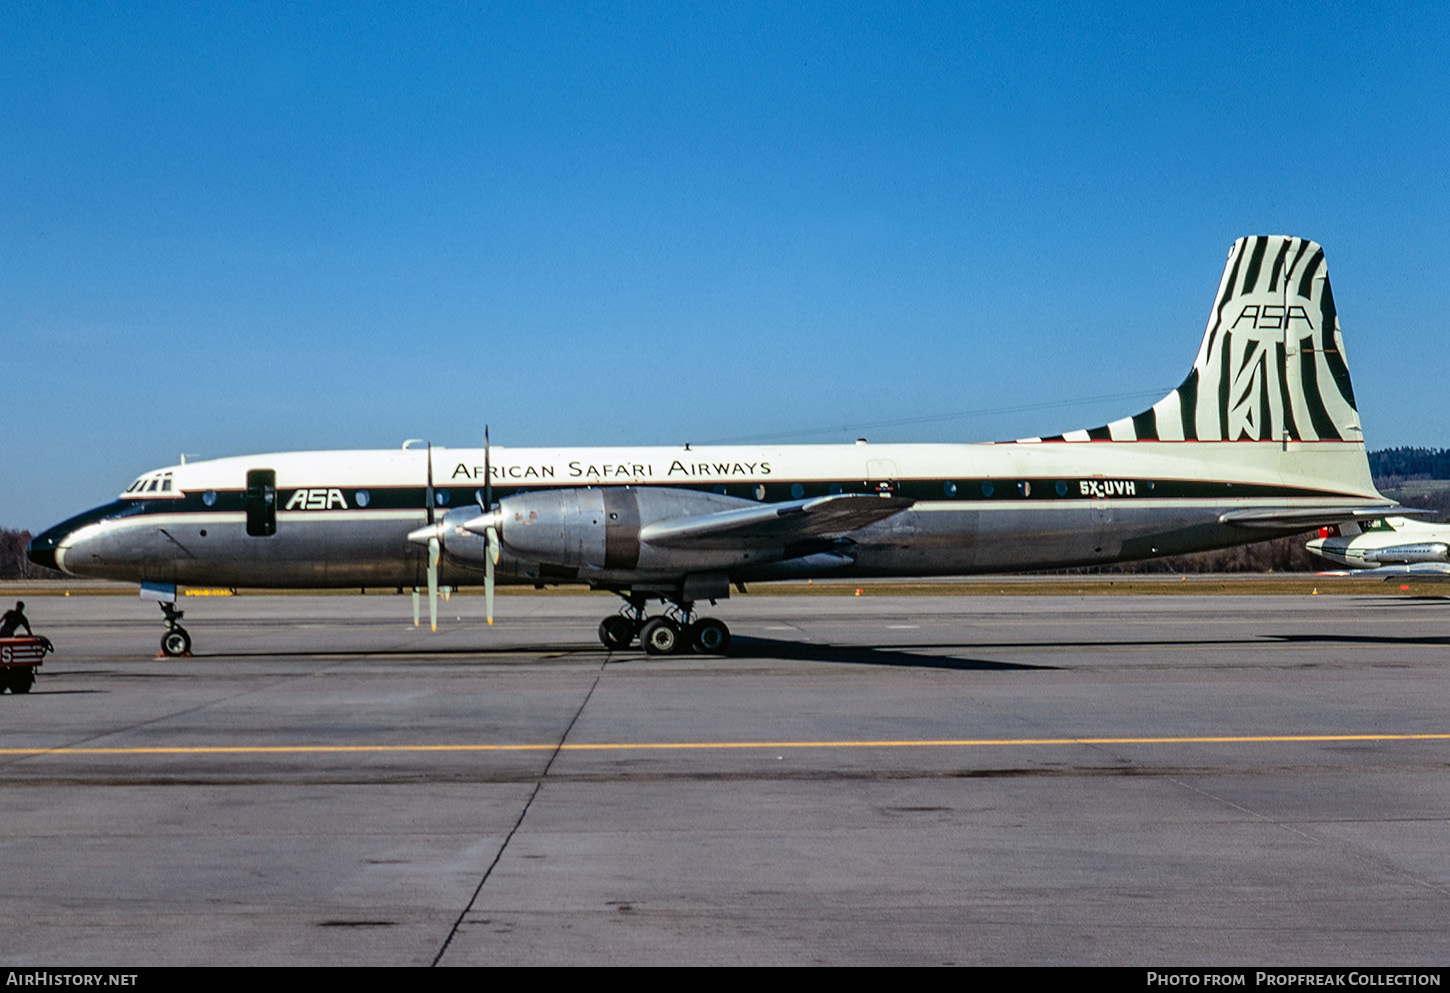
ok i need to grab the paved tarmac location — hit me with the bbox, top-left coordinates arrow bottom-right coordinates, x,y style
2,591 -> 1449,966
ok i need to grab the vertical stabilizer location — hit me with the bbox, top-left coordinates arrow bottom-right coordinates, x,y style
1058,236 -> 1361,444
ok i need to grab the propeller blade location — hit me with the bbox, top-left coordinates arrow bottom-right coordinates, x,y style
481,426 -> 497,625
427,535 -> 440,632
485,547 -> 495,625
413,439 -> 436,630
484,524 -> 498,624
406,521 -> 446,629
425,442 -> 435,527
483,425 -> 492,511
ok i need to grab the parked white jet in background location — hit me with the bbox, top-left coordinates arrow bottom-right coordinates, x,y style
1306,517 -> 1450,574
30,236 -> 1400,656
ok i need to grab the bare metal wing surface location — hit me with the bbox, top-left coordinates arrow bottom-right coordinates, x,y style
29,236 -> 1401,656
1220,507 -> 1422,529
636,494 -> 915,549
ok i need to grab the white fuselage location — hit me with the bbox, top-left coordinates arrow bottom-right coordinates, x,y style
26,236 -> 1396,599
33,438 -> 1383,591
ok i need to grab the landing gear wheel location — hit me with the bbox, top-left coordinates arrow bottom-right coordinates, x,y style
599,615 -> 636,650
640,617 -> 683,656
161,627 -> 192,658
6,668 -> 35,693
689,618 -> 730,654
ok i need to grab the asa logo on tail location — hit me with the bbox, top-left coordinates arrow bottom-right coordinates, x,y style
1231,305 -> 1314,330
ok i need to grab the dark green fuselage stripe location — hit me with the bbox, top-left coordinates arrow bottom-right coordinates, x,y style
38,476 -> 1367,542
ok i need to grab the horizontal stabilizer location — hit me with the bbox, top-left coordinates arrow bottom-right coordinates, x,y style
639,494 -> 913,550
1219,506 -> 1404,529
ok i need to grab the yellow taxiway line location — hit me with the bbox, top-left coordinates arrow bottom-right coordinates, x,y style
3,732 -> 1449,757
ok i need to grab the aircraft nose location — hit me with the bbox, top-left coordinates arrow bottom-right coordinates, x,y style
26,501 -> 127,577
26,530 -> 61,572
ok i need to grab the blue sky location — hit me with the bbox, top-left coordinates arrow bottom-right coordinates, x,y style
5,2 -> 1449,530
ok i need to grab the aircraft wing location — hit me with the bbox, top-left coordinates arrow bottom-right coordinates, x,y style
639,494 -> 914,550
1218,506 -> 1418,529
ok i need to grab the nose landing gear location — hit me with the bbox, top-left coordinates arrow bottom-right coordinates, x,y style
158,602 -> 192,657
598,593 -> 731,655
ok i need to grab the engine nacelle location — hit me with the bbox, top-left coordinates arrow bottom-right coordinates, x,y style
496,488 -> 609,568
1364,542 -> 1450,565
491,486 -> 778,575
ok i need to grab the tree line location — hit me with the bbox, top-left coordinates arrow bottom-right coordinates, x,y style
1369,447 -> 1450,482
0,529 -> 62,580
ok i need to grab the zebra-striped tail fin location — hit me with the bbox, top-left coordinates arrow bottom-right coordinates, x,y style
1045,236 -> 1360,444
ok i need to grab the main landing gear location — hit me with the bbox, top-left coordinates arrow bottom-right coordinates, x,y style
158,602 -> 192,657
598,593 -> 731,656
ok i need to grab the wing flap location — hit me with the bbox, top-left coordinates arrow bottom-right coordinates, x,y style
639,494 -> 914,550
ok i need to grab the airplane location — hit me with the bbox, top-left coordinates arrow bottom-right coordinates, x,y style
1306,516 -> 1450,574
29,235 -> 1400,658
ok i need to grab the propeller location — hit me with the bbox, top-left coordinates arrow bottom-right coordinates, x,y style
407,431 -> 502,631
405,441 -> 443,632
479,426 -> 499,625
425,442 -> 439,631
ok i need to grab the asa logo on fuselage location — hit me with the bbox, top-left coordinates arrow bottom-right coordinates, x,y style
284,488 -> 349,511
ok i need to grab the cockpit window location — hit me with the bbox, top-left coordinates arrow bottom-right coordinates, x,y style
123,470 -> 182,499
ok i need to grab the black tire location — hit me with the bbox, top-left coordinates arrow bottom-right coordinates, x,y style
599,615 -> 636,650
640,617 -> 682,655
161,628 -> 192,657
690,618 -> 730,654
8,668 -> 34,694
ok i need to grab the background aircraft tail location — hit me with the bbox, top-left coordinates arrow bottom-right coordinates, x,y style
1050,236 -> 1362,445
